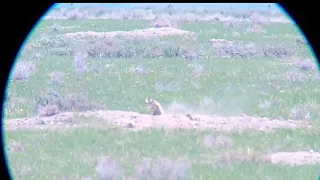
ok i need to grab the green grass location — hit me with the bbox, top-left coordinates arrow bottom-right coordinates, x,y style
3,15 -> 320,180
5,55 -> 319,119
5,125 -> 320,180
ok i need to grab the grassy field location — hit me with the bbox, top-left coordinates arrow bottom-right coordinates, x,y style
3,9 -> 320,180
5,125 -> 320,179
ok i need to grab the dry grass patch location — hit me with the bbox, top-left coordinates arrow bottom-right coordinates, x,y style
218,150 -> 266,165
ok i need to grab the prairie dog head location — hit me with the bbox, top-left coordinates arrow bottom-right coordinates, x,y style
145,98 -> 156,104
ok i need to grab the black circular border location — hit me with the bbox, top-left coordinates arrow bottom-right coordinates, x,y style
1,2 -> 319,179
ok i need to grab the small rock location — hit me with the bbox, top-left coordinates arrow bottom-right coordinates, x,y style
240,114 -> 246,117
35,119 -> 45,125
125,123 -> 135,128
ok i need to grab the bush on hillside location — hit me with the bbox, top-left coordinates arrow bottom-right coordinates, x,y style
152,18 -> 174,28
11,61 -> 36,81
134,158 -> 191,180
212,42 -> 294,59
34,90 -> 104,116
49,71 -> 65,85
95,156 -> 123,180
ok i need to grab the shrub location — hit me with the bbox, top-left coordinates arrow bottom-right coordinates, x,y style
86,38 -> 137,58
66,93 -> 104,112
73,52 -> 89,73
95,156 -> 123,180
134,158 -> 191,180
203,135 -> 233,148
212,42 -> 293,59
249,12 -> 270,25
34,90 -> 104,114
296,37 -> 309,45
51,24 -> 62,32
38,104 -> 60,117
224,21 -> 240,29
49,47 -> 73,56
152,18 -> 174,28
297,59 -> 316,71
20,43 -> 44,60
262,46 -> 293,59
11,61 -> 36,81
285,71 -> 305,83
218,151 -> 263,166
40,33 -> 202,60
289,103 -> 318,120
245,24 -> 265,34
213,42 -> 261,58
85,37 -> 203,60
63,9 -> 87,20
35,89 -> 67,113
49,71 -> 65,85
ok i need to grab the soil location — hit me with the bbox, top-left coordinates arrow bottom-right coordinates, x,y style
61,27 -> 195,41
4,110 -> 311,132
268,151 -> 320,166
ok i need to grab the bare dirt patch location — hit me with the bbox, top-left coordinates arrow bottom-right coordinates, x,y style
202,150 -> 320,166
61,27 -> 195,41
268,151 -> 320,166
4,110 -> 311,132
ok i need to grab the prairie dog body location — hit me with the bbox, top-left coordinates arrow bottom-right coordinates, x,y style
145,98 -> 164,115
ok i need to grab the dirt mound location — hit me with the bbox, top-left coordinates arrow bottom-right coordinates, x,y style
217,150 -> 320,166
4,110 -> 311,132
61,27 -> 195,41
268,151 -> 320,165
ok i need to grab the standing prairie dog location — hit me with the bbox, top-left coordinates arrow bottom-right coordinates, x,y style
145,98 -> 164,115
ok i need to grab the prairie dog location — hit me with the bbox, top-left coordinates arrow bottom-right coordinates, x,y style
145,98 -> 164,115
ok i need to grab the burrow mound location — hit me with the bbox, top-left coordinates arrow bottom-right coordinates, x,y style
4,110 -> 311,132
5,111 -> 319,166
268,151 -> 320,166
60,27 -> 195,41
